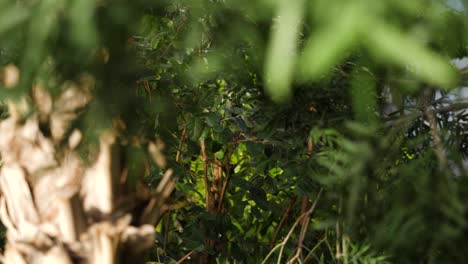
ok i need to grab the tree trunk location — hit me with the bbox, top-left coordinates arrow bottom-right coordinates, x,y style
0,78 -> 174,264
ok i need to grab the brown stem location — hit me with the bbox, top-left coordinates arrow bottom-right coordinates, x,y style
291,136 -> 315,259
335,221 -> 341,264
176,250 -> 195,264
288,193 -> 322,263
300,197 -> 308,224
176,128 -> 187,163
263,190 -> 323,264
143,80 -> 152,101
163,213 -> 170,252
211,158 -> 223,212
424,101 -> 448,169
306,137 -> 314,158
200,140 -> 212,211
289,197 -> 314,263
217,151 -> 232,213
422,92 -> 447,169
270,196 -> 297,249
384,101 -> 468,126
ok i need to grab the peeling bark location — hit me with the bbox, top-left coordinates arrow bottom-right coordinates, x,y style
0,81 -> 174,263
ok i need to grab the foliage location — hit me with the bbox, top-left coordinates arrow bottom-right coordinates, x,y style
1,0 -> 468,263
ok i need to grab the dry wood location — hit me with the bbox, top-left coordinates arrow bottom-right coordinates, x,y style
0,80 -> 174,263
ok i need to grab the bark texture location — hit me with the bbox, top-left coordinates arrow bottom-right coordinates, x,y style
0,76 -> 174,264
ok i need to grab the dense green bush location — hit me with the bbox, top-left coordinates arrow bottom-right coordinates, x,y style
1,0 -> 467,263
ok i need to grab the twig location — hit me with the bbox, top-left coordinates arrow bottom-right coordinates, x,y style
384,101 -> 468,127
422,94 -> 449,169
335,222 -> 341,264
287,138 -> 315,262
342,235 -> 349,264
217,150 -> 232,212
303,232 -> 328,263
280,190 -> 322,264
176,127 -> 187,163
211,158 -> 223,211
288,197 -> 313,263
270,196 -> 297,249
143,80 -> 152,101
300,197 -> 309,224
324,233 -> 336,262
200,140 -> 212,211
306,137 -> 314,158
262,189 -> 323,264
175,250 -> 195,264
163,213 -> 170,252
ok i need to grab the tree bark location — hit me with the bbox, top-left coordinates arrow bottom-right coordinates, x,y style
0,78 -> 174,263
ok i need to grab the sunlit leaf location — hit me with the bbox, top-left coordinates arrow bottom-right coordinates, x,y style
299,2 -> 364,80
366,21 -> 457,88
0,4 -> 29,36
264,0 -> 304,102
350,66 -> 378,124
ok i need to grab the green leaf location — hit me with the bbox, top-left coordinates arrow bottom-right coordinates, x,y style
0,4 -> 29,36
189,117 -> 204,141
268,167 -> 283,177
350,66 -> 377,124
19,0 -> 62,91
215,149 -> 225,160
299,2 -> 363,80
366,21 -> 456,88
68,0 -> 98,51
264,0 -> 304,102
206,112 -> 223,132
245,142 -> 264,157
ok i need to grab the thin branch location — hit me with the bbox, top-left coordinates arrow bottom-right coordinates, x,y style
287,138 -> 316,262
423,94 -> 449,169
163,213 -> 170,252
262,189 -> 323,264
336,222 -> 341,264
176,127 -> 187,163
175,250 -> 195,264
217,150 -> 232,213
200,140 -> 212,211
288,197 -> 313,264
303,231 -> 329,263
384,101 -> 468,127
270,196 -> 297,249
288,193 -> 322,263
